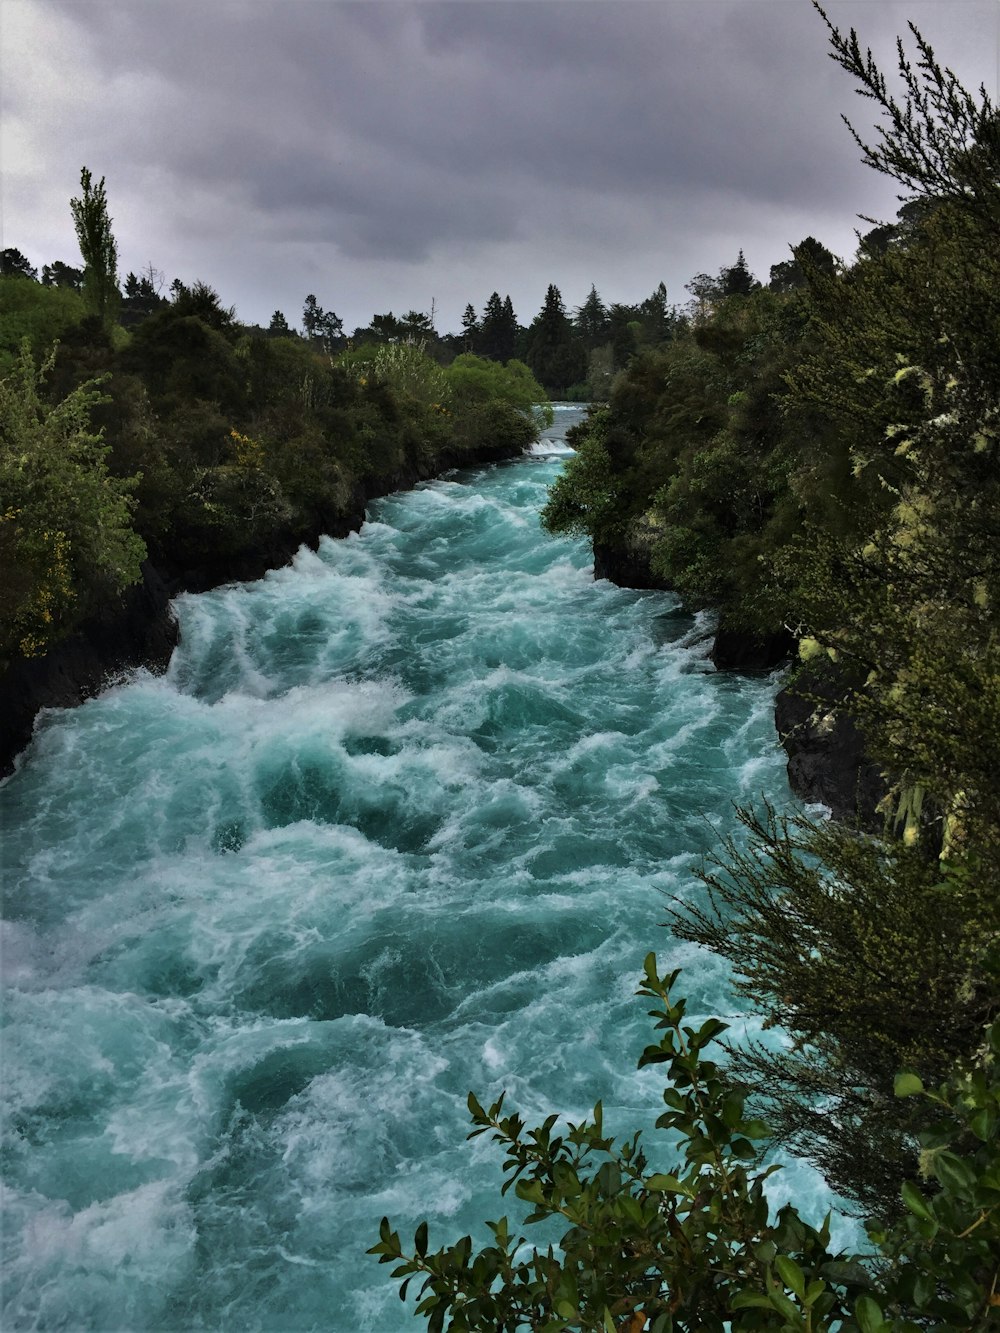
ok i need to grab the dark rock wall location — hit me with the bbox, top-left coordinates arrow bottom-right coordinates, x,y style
774,661 -> 886,825
1,441 -> 528,779
1,562 -> 178,778
590,534 -> 875,818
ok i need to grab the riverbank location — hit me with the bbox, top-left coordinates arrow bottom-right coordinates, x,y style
591,535 -> 877,822
0,435 -> 528,779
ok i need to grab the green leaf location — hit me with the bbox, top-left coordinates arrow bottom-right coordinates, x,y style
901,1180 -> 934,1222
776,1255 -> 807,1300
894,1072 -> 924,1098
695,1017 -> 729,1046
766,1287 -> 801,1322
514,1179 -> 546,1206
645,1173 -> 687,1194
855,1293 -> 885,1333
934,1150 -> 976,1195
731,1291 -> 775,1310
820,1259 -> 874,1289
805,1279 -> 826,1305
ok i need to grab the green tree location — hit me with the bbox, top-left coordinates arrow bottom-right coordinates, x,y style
479,292 -> 518,362
637,282 -> 678,348
574,285 -> 609,349
606,303 -> 640,371
69,168 -> 120,327
445,354 -> 551,431
524,285 -> 587,396
683,272 -> 721,322
269,310 -> 291,335
768,238 -> 837,293
42,260 -> 85,290
815,3 -> 999,225
0,278 -> 86,378
2,248 -> 39,281
120,269 -> 167,327
302,294 -> 342,348
400,309 -> 435,340
460,304 -> 479,352
720,250 -> 759,297
672,805 -> 997,1212
0,343 -> 145,660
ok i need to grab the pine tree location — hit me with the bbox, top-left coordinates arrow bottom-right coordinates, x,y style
302,295 -> 342,349
499,295 -> 518,361
479,292 -> 506,361
720,249 -> 758,296
524,285 -> 587,395
1,248 -> 39,281
639,281 -> 675,346
42,260 -> 85,290
460,303 -> 478,351
573,284 -> 609,348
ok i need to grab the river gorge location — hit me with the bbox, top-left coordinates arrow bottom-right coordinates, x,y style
1,407 -> 845,1330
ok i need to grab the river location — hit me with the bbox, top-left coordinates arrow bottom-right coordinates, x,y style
1,406 -> 837,1330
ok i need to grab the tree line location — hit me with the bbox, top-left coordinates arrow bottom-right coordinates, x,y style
0,180 -> 553,668
4,231 -> 826,405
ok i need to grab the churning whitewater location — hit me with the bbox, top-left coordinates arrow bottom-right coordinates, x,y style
2,409 -> 831,1331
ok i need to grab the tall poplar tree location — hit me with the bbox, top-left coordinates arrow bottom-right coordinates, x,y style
70,168 -> 119,327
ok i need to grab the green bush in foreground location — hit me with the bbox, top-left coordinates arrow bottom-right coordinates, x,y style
372,957 -> 1000,1331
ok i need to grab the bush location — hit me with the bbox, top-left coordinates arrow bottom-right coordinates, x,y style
0,343 -> 145,660
373,959 -> 1000,1332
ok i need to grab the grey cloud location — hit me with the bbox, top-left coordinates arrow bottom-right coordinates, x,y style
13,0 -> 999,330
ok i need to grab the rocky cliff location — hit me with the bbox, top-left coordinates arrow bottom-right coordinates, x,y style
0,440 -> 528,779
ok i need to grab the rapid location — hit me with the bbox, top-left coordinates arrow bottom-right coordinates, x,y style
1,407 -> 837,1330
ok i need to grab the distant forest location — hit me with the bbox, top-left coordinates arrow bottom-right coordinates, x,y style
4,233 -> 819,402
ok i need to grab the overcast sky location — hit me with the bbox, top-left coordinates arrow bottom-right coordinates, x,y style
2,0 -> 997,335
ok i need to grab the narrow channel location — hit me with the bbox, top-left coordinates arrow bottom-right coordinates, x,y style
1,407 -> 826,1330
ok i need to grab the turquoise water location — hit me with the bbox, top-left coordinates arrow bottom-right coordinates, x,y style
1,408 -> 831,1330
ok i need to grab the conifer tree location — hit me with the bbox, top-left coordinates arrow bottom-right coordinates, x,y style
460,303 -> 478,351
720,249 -> 758,296
524,285 -> 587,394
479,292 -> 517,362
500,295 -> 518,361
573,285 -> 609,348
1,248 -> 39,281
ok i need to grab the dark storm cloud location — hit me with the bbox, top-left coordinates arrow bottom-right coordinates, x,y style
7,0 -> 998,328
